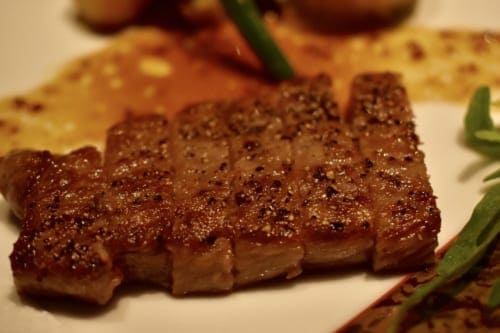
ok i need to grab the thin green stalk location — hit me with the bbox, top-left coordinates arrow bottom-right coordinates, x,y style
464,86 -> 500,158
489,279 -> 500,308
220,0 -> 295,80
391,86 -> 500,332
389,183 -> 500,332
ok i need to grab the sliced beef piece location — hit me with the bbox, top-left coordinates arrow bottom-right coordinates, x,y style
9,147 -> 122,304
169,103 -> 234,295
0,150 -> 53,219
226,95 -> 303,286
102,115 -> 174,286
0,74 -> 442,304
348,73 -> 441,271
280,75 -> 375,268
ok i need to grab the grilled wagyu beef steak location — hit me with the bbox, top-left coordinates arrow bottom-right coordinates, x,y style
0,73 -> 440,304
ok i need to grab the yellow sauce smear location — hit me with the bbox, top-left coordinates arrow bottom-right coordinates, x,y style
0,18 -> 499,155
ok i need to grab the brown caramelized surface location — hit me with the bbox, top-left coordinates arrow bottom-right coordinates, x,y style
11,147 -> 109,279
170,103 -> 234,245
227,91 -> 298,241
0,74 -> 441,303
280,75 -> 374,243
349,73 -> 441,270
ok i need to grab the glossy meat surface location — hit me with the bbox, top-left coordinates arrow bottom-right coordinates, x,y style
280,75 -> 375,268
9,147 -> 122,304
0,74 -> 440,303
102,115 -> 174,285
348,73 -> 441,270
169,103 -> 234,294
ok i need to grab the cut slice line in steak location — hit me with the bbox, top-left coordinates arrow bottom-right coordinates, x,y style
0,73 -> 440,304
280,74 -> 375,268
169,102 -> 234,295
8,147 -> 122,304
225,89 -> 304,286
347,73 -> 441,271
101,115 -> 174,287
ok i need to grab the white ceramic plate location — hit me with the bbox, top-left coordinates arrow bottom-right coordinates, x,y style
0,1 -> 499,332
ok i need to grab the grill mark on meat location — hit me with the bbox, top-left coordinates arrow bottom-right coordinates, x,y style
280,74 -> 375,268
102,115 -> 174,286
0,150 -> 53,219
225,95 -> 303,286
0,74 -> 441,303
348,73 -> 441,271
169,102 -> 234,295
9,147 -> 122,304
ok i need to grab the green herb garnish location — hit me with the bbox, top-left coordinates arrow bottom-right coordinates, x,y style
475,129 -> 500,143
389,183 -> 500,332
390,87 -> 500,332
464,86 -> 500,158
489,279 -> 500,308
484,168 -> 500,181
220,0 -> 295,80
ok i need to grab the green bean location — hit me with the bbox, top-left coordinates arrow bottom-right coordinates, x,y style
391,86 -> 500,332
220,0 -> 295,80
464,86 -> 500,158
390,183 -> 500,333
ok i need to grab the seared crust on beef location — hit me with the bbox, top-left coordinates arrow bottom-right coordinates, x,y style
9,147 -> 122,304
348,73 -> 441,271
0,73 -> 440,303
280,75 -> 375,268
226,89 -> 304,285
293,136 -> 374,268
103,115 -> 174,286
169,103 -> 234,294
0,150 -> 53,219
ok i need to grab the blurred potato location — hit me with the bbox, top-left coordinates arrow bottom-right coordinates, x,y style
75,0 -> 152,27
287,0 -> 417,31
75,0 -> 226,28
179,0 -> 225,25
